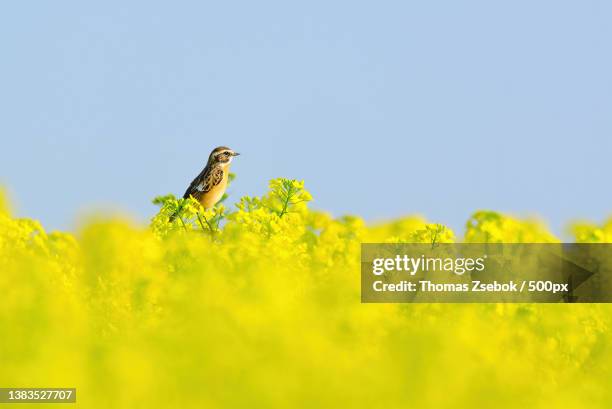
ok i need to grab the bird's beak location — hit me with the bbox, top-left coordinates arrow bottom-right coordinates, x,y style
232,152 -> 240,156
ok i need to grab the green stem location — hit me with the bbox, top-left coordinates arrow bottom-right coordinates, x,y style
179,217 -> 188,232
196,212 -> 206,231
197,212 -> 215,239
278,186 -> 295,218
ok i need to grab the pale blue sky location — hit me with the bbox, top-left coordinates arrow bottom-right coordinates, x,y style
1,1 -> 610,235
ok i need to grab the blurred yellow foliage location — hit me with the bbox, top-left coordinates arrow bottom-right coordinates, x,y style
0,187 -> 9,215
465,210 -> 559,243
0,181 -> 611,408
571,218 -> 612,243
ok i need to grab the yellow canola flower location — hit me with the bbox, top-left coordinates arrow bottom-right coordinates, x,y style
0,179 -> 610,409
570,216 -> 612,243
465,210 -> 559,243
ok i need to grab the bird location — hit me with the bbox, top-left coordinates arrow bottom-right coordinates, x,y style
169,146 -> 239,222
182,146 -> 240,209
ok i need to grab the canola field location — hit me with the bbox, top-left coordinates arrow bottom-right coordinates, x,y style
0,179 -> 611,408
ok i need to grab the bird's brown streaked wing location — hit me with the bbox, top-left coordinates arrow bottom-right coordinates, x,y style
203,167 -> 225,193
182,168 -> 206,199
182,166 -> 224,199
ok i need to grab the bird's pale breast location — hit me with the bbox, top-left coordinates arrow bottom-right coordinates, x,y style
199,167 -> 229,209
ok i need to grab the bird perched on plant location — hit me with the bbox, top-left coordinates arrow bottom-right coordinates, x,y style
169,146 -> 239,223
181,146 -> 240,209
